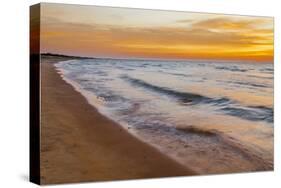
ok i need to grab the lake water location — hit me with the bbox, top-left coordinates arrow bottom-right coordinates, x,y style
55,58 -> 273,174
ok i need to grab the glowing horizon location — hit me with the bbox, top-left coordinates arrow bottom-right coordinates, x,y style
40,3 -> 274,62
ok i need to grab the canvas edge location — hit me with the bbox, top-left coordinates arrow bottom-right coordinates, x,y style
29,3 -> 41,185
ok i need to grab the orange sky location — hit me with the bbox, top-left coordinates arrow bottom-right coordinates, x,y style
40,3 -> 274,62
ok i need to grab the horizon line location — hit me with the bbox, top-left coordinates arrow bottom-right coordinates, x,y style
40,52 -> 273,64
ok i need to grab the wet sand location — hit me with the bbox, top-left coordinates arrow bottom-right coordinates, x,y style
40,55 -> 195,184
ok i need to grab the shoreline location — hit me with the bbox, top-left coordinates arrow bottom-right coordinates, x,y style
40,55 -> 196,184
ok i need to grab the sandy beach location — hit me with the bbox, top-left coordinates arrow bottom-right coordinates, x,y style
40,55 -> 195,184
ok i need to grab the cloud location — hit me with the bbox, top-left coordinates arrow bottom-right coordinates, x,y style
175,19 -> 193,23
191,17 -> 271,31
41,15 -> 273,61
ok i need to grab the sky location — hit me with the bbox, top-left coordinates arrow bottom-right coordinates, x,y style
40,3 -> 274,62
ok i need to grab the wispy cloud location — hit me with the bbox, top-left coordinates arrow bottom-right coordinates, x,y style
175,19 -> 193,23
191,17 -> 271,31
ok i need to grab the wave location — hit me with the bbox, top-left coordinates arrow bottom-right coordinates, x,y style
227,81 -> 269,88
215,66 -> 248,72
159,71 -> 191,78
247,75 -> 273,80
177,126 -> 273,170
222,106 -> 273,123
122,75 -> 231,106
260,68 -> 274,73
122,75 -> 273,123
